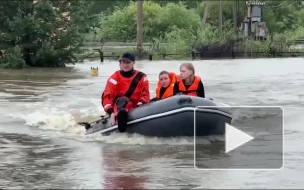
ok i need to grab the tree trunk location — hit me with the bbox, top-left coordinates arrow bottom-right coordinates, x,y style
233,0 -> 238,39
201,1 -> 210,29
218,0 -> 223,40
136,0 -> 143,55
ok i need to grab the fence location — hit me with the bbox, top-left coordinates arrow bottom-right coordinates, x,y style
83,39 -> 304,47
79,47 -> 304,63
77,39 -> 304,62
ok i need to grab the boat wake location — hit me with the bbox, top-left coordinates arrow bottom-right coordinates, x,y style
3,108 -> 226,145
3,100 -> 281,146
231,107 -> 283,123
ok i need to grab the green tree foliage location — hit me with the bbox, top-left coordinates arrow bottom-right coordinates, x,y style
261,0 -> 304,40
0,45 -> 25,69
0,0 -> 99,68
90,0 -> 202,14
90,0 -> 130,15
97,0 -> 304,42
2,0 -> 304,68
98,1 -> 201,42
196,1 -> 246,32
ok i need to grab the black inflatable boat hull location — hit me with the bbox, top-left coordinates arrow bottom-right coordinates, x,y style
86,95 -> 232,137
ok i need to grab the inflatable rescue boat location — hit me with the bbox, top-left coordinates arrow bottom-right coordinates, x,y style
81,95 -> 232,137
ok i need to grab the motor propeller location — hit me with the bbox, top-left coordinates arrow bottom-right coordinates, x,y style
77,115 -> 109,130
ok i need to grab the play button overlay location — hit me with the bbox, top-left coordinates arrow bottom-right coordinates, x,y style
225,123 -> 254,153
194,106 -> 283,170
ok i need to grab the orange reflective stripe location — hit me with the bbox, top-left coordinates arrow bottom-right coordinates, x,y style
178,76 -> 201,96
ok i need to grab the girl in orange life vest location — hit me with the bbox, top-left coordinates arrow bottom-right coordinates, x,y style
150,71 -> 177,102
173,62 -> 205,98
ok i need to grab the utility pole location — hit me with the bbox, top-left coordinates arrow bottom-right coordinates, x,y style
201,1 -> 210,29
136,0 -> 143,54
219,0 -> 223,40
233,0 -> 238,39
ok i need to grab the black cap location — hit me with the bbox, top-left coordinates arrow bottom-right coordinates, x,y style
119,52 -> 135,62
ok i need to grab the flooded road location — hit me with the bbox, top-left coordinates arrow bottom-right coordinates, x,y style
1,58 -> 304,188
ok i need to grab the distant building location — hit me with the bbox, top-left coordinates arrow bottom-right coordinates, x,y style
240,0 -> 269,40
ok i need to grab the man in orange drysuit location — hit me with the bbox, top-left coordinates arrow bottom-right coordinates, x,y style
101,53 -> 150,132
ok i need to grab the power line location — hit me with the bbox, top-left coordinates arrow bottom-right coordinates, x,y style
264,0 -> 298,10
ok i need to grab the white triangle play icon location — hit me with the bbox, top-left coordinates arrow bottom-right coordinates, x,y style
225,123 -> 254,153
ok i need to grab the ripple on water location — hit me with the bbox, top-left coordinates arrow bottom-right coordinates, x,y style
0,133 -> 76,188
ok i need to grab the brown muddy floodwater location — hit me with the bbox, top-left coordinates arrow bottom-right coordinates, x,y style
1,58 -> 304,189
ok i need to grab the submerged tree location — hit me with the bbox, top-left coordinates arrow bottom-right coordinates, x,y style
0,0 -> 99,68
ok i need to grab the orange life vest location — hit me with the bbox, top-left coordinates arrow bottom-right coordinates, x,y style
102,70 -> 149,112
155,72 -> 177,100
178,76 -> 201,96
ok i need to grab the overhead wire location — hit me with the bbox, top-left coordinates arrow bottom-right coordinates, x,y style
264,0 -> 299,10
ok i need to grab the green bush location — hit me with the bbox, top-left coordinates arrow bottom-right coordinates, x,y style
0,46 -> 25,69
98,1 -> 201,42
